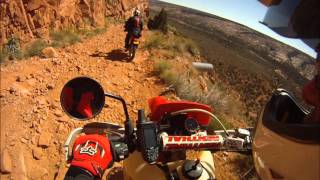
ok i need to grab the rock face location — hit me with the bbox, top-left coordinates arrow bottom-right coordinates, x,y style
0,0 -> 148,44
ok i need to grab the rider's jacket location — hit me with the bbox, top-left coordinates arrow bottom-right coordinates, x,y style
124,15 -> 143,36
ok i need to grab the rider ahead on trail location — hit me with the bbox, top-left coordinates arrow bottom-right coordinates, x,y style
124,9 -> 143,50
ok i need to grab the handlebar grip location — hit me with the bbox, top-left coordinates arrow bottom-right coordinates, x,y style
160,133 -> 224,151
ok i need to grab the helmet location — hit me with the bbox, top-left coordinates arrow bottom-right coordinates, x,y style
133,9 -> 140,16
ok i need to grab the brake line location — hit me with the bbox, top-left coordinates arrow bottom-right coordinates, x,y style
170,109 -> 230,136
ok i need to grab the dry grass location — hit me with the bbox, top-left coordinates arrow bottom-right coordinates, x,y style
144,31 -> 200,57
149,27 -> 245,130
24,40 -> 48,57
50,29 -> 82,48
154,59 -> 240,129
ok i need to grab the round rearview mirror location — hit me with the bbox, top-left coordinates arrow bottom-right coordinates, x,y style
60,77 -> 105,120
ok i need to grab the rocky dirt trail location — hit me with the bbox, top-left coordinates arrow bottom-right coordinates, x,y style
0,24 -> 166,179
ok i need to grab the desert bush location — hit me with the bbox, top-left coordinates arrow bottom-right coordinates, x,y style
185,41 -> 200,56
154,60 -> 181,86
176,79 -> 234,130
148,8 -> 168,33
77,27 -> 107,38
5,37 -> 23,60
144,32 -> 165,49
24,39 -> 48,57
145,31 -> 199,57
154,59 -> 171,73
158,33 -> 200,57
50,29 -> 81,47
160,70 -> 180,85
154,59 -> 237,129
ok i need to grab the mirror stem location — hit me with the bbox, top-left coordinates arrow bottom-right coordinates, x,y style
104,93 -> 130,121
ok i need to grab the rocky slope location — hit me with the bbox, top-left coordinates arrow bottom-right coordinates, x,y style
0,0 -> 148,45
150,0 -> 316,124
151,0 -> 315,81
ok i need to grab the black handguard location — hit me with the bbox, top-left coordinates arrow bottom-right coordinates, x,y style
110,140 -> 129,162
136,109 -> 159,164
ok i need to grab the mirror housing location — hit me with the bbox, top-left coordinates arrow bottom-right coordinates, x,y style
60,77 -> 105,120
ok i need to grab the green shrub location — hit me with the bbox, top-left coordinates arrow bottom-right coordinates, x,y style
5,37 -> 23,60
160,70 -> 179,85
147,31 -> 199,57
185,41 -> 200,56
50,29 -> 81,47
154,60 -> 171,73
144,33 -> 164,49
24,39 -> 48,57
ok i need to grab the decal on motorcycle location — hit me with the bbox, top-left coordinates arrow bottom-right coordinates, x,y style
160,133 -> 223,150
79,140 -> 99,156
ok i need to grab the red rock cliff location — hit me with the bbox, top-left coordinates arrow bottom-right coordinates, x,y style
0,0 -> 148,44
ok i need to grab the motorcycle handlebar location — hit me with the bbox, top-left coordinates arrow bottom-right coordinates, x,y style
65,125 -> 251,162
160,133 -> 224,151
159,132 -> 251,152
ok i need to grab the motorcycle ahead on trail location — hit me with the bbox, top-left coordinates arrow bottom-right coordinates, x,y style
128,35 -> 140,61
61,77 -> 253,180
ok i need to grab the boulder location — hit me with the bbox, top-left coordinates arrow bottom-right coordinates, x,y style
54,110 -> 63,117
38,131 -> 52,148
41,47 -> 58,58
16,75 -> 26,82
47,83 -> 55,90
32,148 -> 43,160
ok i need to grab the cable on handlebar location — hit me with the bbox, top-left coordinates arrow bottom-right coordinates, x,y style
170,109 -> 230,136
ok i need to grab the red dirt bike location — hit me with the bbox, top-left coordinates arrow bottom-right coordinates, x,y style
61,77 -> 253,179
